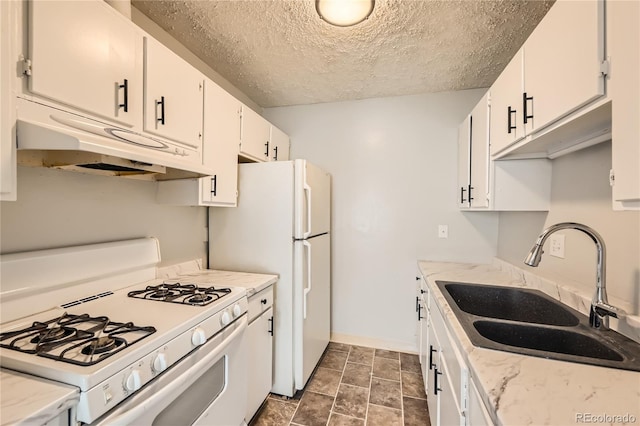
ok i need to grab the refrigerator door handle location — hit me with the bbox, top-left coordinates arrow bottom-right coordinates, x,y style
303,168 -> 312,239
303,240 -> 312,319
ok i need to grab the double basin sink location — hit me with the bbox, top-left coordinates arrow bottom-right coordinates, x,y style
436,281 -> 640,371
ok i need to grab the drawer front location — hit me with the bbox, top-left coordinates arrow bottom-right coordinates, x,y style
248,286 -> 274,322
430,299 -> 467,406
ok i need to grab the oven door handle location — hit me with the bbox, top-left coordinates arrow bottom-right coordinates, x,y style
106,316 -> 247,426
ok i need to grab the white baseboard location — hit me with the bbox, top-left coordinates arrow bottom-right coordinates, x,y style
330,332 -> 418,354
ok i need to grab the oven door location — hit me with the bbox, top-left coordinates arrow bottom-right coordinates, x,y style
90,316 -> 248,426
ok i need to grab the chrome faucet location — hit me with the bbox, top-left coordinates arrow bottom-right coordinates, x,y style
524,222 -> 625,330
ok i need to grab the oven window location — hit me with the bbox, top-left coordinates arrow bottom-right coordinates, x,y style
152,355 -> 226,426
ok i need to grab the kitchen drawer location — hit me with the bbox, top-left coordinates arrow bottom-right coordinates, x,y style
430,300 -> 467,405
248,286 -> 273,323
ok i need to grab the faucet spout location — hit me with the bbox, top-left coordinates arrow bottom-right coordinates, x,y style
523,222 -> 625,330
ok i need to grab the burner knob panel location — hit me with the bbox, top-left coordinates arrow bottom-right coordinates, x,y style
232,303 -> 242,318
152,353 -> 168,373
124,370 -> 142,392
220,310 -> 232,326
191,328 -> 207,346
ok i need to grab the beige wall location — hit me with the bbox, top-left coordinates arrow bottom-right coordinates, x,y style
497,142 -> 640,315
0,166 -> 208,267
264,90 -> 500,351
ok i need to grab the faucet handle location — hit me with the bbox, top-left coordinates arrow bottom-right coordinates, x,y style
590,302 -> 625,329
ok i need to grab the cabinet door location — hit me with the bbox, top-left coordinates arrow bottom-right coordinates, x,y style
144,37 -> 204,149
468,378 -> 493,426
0,0 -> 16,201
457,116 -> 471,208
28,0 -> 142,127
469,93 -> 489,208
439,360 -> 464,426
609,0 -> 640,210
240,106 -> 270,162
523,0 -> 604,136
426,314 -> 440,426
246,307 -> 273,422
270,125 -> 290,161
489,50 -> 524,156
201,80 -> 240,206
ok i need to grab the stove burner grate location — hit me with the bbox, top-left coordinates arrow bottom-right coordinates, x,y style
128,282 -> 232,306
0,313 -> 156,366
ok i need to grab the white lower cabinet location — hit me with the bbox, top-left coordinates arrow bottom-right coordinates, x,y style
245,286 -> 274,422
420,281 -> 491,426
0,0 -> 15,201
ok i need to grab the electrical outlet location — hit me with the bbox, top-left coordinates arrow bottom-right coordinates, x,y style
438,225 -> 448,239
549,234 -> 565,258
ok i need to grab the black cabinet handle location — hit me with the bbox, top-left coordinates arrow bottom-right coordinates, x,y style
507,106 -> 516,133
261,298 -> 267,305
468,184 -> 474,202
417,303 -> 423,321
429,345 -> 437,370
523,92 -> 534,124
415,296 -> 419,312
156,96 -> 165,125
268,316 -> 274,336
434,368 -> 443,395
420,289 -> 426,294
118,79 -> 128,112
273,146 -> 278,161
460,187 -> 467,203
415,276 -> 420,281
264,141 -> 270,158
210,175 -> 217,197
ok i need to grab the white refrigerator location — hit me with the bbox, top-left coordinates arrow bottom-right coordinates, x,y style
208,159 -> 331,397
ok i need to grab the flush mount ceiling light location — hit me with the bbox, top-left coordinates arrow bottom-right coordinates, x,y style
316,0 -> 375,27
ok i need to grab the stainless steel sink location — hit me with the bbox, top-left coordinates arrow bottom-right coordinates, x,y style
436,281 -> 640,371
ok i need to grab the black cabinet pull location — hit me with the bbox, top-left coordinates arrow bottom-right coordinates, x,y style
523,92 -> 534,124
429,345 -> 437,370
420,289 -> 426,294
210,175 -> 217,197
415,276 -> 420,281
468,184 -> 474,202
415,296 -> 419,312
460,187 -> 467,203
418,303 -> 423,321
507,106 -> 516,133
273,146 -> 278,161
118,79 -> 128,112
264,141 -> 270,158
268,316 -> 274,336
434,368 -> 443,395
156,96 -> 165,125
261,298 -> 268,305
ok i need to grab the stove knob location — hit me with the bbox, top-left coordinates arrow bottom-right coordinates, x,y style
220,310 -> 232,326
152,353 -> 168,373
191,328 -> 207,346
124,370 -> 142,392
232,303 -> 243,318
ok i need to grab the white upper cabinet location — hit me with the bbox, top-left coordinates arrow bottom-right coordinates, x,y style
239,106 -> 271,162
490,0 -> 605,157
27,0 -> 143,127
489,51 -> 524,155
609,0 -> 640,210
144,37 -> 204,149
469,94 -> 490,208
201,80 -> 240,206
1,0 -> 16,201
269,125 -> 290,161
457,115 -> 471,208
522,0 -> 604,135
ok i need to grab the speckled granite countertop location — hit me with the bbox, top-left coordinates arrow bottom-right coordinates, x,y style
418,260 -> 640,426
1,369 -> 79,425
157,260 -> 278,297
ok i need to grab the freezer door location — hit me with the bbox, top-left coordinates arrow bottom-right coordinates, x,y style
293,234 -> 330,390
294,160 -> 331,239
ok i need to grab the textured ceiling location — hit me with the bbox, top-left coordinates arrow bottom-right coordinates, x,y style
132,0 -> 554,108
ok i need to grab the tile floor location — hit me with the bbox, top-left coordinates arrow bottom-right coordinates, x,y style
250,342 -> 430,426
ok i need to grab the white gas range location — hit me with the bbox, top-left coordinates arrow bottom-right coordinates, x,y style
0,238 -> 248,425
